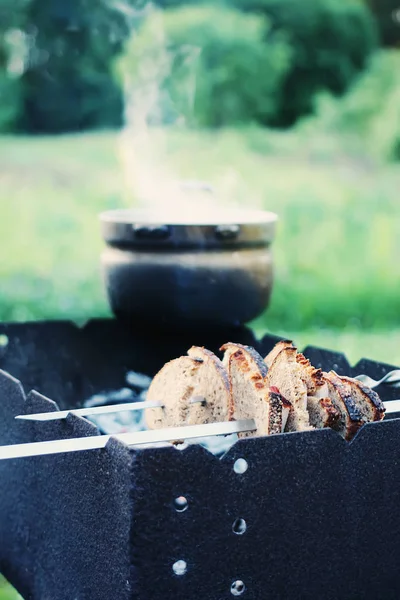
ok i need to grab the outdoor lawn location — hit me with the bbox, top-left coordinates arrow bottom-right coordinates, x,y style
0,579 -> 21,600
1,129 -> 400,366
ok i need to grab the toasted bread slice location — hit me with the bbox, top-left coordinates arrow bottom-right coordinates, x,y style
295,351 -> 340,429
296,352 -> 329,398
265,340 -> 294,368
266,341 -> 385,437
222,342 -> 268,378
266,345 -> 311,432
221,343 -> 291,437
186,346 -> 232,426
146,347 -> 231,429
307,396 -> 340,429
323,371 -> 363,440
339,376 -> 385,423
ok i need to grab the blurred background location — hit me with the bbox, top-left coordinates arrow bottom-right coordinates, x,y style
0,0 -> 400,594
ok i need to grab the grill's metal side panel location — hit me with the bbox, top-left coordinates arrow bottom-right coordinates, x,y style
0,372 -> 133,600
0,321 -> 129,409
129,423 -> 400,600
0,319 -> 264,410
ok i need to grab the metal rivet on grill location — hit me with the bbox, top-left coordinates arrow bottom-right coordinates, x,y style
174,496 -> 188,512
233,458 -> 248,474
232,518 -> 247,535
0,334 -> 8,348
231,580 -> 246,595
172,560 -> 187,576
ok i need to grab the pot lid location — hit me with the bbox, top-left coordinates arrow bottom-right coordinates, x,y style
100,208 -> 278,248
100,207 -> 277,226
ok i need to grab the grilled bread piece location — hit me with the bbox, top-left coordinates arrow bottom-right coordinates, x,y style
222,342 -> 268,379
146,347 -> 231,429
307,396 -> 340,429
186,346 -> 231,426
221,342 -> 291,437
296,352 -> 329,397
266,344 -> 311,432
295,352 -> 340,429
323,371 -> 363,440
340,375 -> 385,423
265,340 -> 294,368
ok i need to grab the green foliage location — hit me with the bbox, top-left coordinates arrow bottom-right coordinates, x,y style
0,0 -> 29,132
230,0 -> 379,126
311,50 -> 400,161
117,5 -> 291,127
18,0 -> 133,133
0,576 -> 22,600
0,0 -> 383,133
366,0 -> 400,47
0,74 -> 22,132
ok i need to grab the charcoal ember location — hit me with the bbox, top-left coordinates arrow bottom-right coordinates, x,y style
84,387 -> 137,407
184,433 -> 238,456
84,386 -> 146,434
126,370 -> 152,390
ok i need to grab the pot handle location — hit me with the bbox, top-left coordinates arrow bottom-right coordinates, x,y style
132,224 -> 172,241
214,224 -> 241,240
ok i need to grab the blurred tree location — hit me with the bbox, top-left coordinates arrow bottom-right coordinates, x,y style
367,0 -> 400,47
313,49 -> 400,161
230,0 -> 379,126
0,0 -> 29,131
20,0 -> 132,133
117,5 -> 291,128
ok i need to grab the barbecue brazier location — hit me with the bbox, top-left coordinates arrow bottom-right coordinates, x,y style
1,318 -> 400,600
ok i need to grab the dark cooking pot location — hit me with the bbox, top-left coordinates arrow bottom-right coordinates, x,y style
100,207 -> 278,329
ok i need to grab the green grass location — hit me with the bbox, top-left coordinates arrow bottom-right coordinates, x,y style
1,128 -> 399,336
0,577 -> 21,600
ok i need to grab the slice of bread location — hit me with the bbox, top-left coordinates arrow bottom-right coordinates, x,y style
339,375 -> 385,423
296,352 -> 329,398
323,371 -> 363,440
222,342 -> 269,379
145,347 -> 231,429
295,352 -> 340,429
266,344 -> 311,432
186,346 -> 232,426
221,342 -> 291,437
265,340 -> 294,368
307,396 -> 340,429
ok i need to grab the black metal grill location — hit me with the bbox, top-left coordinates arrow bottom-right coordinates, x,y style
0,319 -> 399,600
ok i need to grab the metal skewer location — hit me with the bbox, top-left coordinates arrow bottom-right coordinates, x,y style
15,400 -> 163,422
15,397 -> 207,422
0,419 -> 256,461
15,397 -> 400,422
384,400 -> 400,414
4,400 -> 400,461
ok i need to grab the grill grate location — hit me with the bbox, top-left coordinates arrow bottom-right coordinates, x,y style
0,319 -> 400,600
